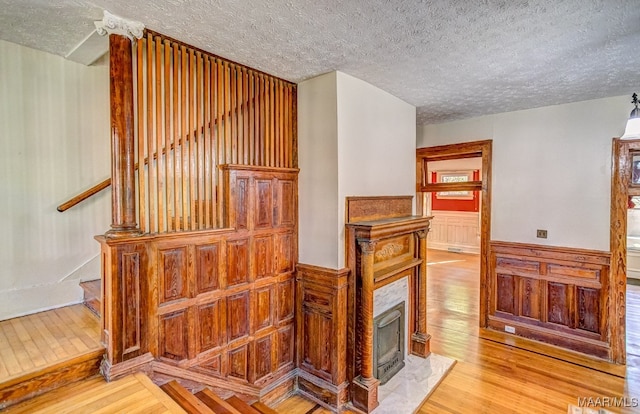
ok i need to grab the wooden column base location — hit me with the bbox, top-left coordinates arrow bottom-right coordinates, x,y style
105,227 -> 142,239
411,332 -> 432,358
351,375 -> 379,413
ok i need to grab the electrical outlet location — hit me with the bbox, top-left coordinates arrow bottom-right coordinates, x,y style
536,229 -> 548,239
505,325 -> 516,334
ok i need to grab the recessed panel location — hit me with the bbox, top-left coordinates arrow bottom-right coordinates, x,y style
548,282 -> 571,326
160,310 -> 189,361
278,278 -> 295,322
520,277 -> 540,319
196,243 -> 220,294
159,247 -> 188,303
227,239 -> 249,286
252,235 -> 273,279
198,301 -> 222,352
228,344 -> 249,382
254,286 -> 274,332
577,287 -> 600,333
496,274 -> 515,314
227,291 -> 250,341
255,179 -> 273,229
275,232 -> 294,274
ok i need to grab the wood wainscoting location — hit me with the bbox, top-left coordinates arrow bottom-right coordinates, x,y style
97,165 -> 298,402
295,264 -> 349,411
488,241 -> 612,360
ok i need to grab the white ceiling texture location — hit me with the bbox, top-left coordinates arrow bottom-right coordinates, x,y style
1,0 -> 639,124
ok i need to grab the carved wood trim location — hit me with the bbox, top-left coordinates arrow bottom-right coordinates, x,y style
345,196 -> 413,223
416,139 -> 492,328
609,138 -> 640,364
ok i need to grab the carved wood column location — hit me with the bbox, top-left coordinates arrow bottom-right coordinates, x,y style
95,11 -> 144,237
412,227 -> 431,357
352,239 -> 380,413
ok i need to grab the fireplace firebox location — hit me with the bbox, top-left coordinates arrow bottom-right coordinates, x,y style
373,302 -> 405,384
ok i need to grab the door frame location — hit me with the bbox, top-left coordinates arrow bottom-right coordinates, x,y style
609,137 -> 640,364
416,140 -> 492,327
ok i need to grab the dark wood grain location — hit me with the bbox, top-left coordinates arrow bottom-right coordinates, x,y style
489,241 -> 611,359
161,380 -> 216,414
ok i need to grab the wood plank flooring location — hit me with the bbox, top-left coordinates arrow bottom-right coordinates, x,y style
4,373 -> 187,413
0,304 -> 102,384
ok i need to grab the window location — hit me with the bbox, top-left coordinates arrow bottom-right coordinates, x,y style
436,171 -> 473,199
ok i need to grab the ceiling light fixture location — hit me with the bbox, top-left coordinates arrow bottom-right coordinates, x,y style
622,93 -> 640,140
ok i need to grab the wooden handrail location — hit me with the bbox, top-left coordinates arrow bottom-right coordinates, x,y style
57,178 -> 111,212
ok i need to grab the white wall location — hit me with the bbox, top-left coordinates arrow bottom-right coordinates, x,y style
298,71 -> 416,269
298,72 -> 340,269
418,95 -> 633,251
336,72 -> 416,267
0,40 -> 111,319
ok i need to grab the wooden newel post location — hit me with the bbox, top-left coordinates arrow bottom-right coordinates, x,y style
412,227 -> 432,357
352,239 -> 380,413
107,34 -> 140,237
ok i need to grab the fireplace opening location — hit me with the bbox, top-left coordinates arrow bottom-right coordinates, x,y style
373,301 -> 405,384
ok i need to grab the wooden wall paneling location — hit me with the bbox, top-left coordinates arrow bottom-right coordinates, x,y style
252,333 -> 274,383
277,278 -> 295,323
488,241 -> 611,360
275,232 -> 294,275
296,264 -> 349,411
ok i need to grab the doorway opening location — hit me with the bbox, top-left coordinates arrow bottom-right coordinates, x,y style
416,140 -> 492,329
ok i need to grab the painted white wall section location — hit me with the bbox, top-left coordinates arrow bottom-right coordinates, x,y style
298,72 -> 340,269
0,40 -> 110,319
336,72 -> 416,267
298,71 -> 416,269
418,95 -> 634,251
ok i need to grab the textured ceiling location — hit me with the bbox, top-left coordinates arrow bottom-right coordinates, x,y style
1,0 -> 640,124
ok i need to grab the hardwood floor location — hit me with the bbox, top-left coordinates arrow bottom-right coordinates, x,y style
0,304 -> 102,383
4,373 -> 187,413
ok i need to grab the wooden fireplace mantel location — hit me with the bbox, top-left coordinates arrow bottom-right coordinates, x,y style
346,214 -> 432,413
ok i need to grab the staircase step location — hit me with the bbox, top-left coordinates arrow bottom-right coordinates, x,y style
251,401 -> 279,414
79,280 -> 101,317
225,395 -> 262,414
160,380 -> 216,414
195,388 -> 243,414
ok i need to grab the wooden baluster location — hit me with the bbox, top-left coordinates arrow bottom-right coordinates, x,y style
236,66 -> 243,165
146,33 -> 156,233
217,59 -> 224,227
204,56 -> 211,229
258,74 -> 264,166
284,84 -> 289,168
249,71 -> 255,165
164,39 -> 172,232
136,36 -> 146,233
189,49 -> 196,230
292,87 -> 298,168
243,69 -> 249,165
279,80 -> 285,167
172,43 -> 180,231
224,62 -> 231,164
180,45 -> 189,231
196,51 -> 204,229
155,36 -> 164,233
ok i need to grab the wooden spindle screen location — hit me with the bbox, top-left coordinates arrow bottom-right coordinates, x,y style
134,31 -> 297,234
